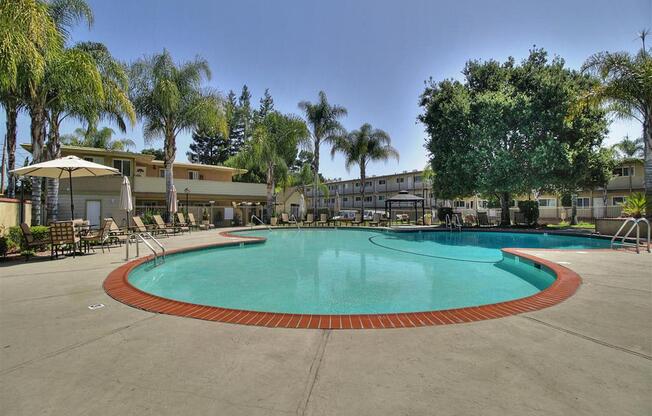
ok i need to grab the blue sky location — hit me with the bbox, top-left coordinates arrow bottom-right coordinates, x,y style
4,0 -> 650,180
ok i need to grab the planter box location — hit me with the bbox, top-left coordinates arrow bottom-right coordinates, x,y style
596,218 -> 650,237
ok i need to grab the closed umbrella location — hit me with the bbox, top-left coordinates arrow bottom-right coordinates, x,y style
299,193 -> 306,220
120,176 -> 133,228
334,190 -> 341,214
168,185 -> 178,223
11,155 -> 120,220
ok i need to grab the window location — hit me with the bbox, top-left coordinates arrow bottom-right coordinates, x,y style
453,200 -> 465,208
612,196 -> 626,205
612,167 -> 634,177
355,182 -> 360,187
479,200 -> 488,208
135,167 -> 146,177
188,170 -> 200,180
577,198 -> 590,208
396,177 -> 405,183
83,156 -> 95,163
377,195 -> 385,201
365,181 -> 372,187
414,175 -> 422,183
158,169 -> 165,178
378,180 -> 386,185
537,198 -> 556,207
355,196 -> 361,201
364,196 -> 372,202
112,159 -> 131,176
343,197 -> 348,202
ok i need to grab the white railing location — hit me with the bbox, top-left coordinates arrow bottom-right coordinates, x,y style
133,176 -> 266,197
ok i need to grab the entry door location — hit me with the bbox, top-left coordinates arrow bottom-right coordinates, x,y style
86,201 -> 101,227
592,197 -> 605,218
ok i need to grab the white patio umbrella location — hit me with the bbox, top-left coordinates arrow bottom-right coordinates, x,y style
11,155 -> 120,220
298,193 -> 306,219
168,185 -> 178,223
120,176 -> 133,228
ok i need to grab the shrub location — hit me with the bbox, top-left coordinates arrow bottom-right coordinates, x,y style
622,192 -> 647,218
437,207 -> 453,222
6,225 -> 49,251
0,236 -> 7,258
517,200 -> 539,226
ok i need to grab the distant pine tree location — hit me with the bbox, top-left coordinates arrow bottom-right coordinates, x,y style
228,85 -> 253,156
254,88 -> 274,122
187,128 -> 231,165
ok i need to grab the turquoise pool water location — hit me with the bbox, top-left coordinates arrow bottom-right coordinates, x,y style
128,230 -> 609,314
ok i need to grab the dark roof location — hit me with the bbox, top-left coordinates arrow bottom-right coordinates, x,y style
386,190 -> 424,202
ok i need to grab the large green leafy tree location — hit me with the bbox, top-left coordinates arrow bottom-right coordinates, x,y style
582,30 -> 652,216
129,50 -> 225,220
419,49 -> 608,226
227,111 -> 309,220
0,0 -> 60,198
331,123 -> 399,214
61,126 -> 135,151
298,91 -> 347,215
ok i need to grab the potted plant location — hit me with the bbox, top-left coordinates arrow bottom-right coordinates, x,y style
270,210 -> 278,226
424,213 -> 432,225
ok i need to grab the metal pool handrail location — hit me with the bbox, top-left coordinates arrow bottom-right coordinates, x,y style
611,217 -> 651,254
251,214 -> 271,230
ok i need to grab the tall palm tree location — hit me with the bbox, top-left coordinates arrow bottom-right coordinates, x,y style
582,29 -> 652,215
0,0 -> 60,198
129,50 -> 225,221
298,91 -> 347,215
62,126 -> 135,151
227,112 -> 309,220
612,135 -> 644,192
331,123 -> 399,215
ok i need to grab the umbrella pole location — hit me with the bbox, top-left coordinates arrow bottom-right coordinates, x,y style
69,170 -> 75,220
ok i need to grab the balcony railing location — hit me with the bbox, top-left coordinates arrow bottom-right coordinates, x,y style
133,176 -> 266,197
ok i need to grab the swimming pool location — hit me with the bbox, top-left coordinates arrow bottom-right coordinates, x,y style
125,229 -> 608,319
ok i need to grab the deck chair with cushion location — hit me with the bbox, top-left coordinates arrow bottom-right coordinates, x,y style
81,218 -> 112,253
20,223 -> 49,261
369,213 -> 381,227
176,213 -> 191,233
187,213 -> 207,230
49,221 -> 80,259
153,215 -> 176,236
316,213 -> 329,226
303,213 -> 314,227
352,213 -> 364,226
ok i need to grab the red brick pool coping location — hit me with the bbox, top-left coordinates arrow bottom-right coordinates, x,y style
103,230 -> 583,329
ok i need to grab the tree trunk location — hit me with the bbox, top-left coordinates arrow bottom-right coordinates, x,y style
45,116 -> 62,222
360,163 -> 366,218
266,165 -> 274,221
312,138 -> 320,217
499,192 -> 511,226
644,109 -> 652,219
570,194 -> 578,225
30,106 -> 46,225
4,103 -> 17,198
164,131 -> 176,223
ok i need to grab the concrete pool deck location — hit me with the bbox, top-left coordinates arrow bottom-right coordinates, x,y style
0,227 -> 650,415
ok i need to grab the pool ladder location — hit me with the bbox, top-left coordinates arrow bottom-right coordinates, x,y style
126,232 -> 166,264
445,213 -> 462,231
251,214 -> 271,230
290,214 -> 301,230
610,217 -> 650,254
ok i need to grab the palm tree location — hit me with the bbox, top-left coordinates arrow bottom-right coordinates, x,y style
612,135 -> 644,192
298,91 -> 347,216
0,0 -> 60,198
582,29 -> 652,216
129,50 -> 226,221
330,123 -> 399,215
62,127 -> 135,151
227,112 -> 309,220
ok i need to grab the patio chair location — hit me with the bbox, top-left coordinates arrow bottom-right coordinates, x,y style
304,213 -> 314,227
317,213 -> 329,226
19,223 -> 49,261
107,218 -> 129,245
352,213 -> 364,226
513,212 -> 528,226
187,213 -> 207,230
176,213 -> 191,233
201,220 -> 215,230
49,221 -> 80,259
131,216 -> 151,234
477,212 -> 497,228
280,213 -> 297,226
153,215 -> 176,236
368,213 -> 381,227
80,218 -> 112,253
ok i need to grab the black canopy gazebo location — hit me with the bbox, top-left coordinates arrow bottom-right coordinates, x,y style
385,190 -> 425,226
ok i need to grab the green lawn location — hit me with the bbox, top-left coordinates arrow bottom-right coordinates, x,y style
546,221 -> 595,230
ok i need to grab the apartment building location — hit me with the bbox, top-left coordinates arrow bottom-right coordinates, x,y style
21,144 -> 267,226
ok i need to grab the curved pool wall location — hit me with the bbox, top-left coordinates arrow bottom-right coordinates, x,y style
105,230 -> 596,329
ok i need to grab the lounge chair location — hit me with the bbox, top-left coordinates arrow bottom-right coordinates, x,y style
304,213 -> 314,227
81,218 -> 112,253
513,212 -> 528,226
131,216 -> 151,234
280,213 -> 297,226
153,215 -> 176,236
49,221 -> 80,259
176,213 -> 191,233
477,212 -> 497,228
352,213 -> 364,226
369,213 -> 381,227
187,213 -> 207,230
201,220 -> 215,230
316,213 -> 329,226
19,223 -> 49,261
